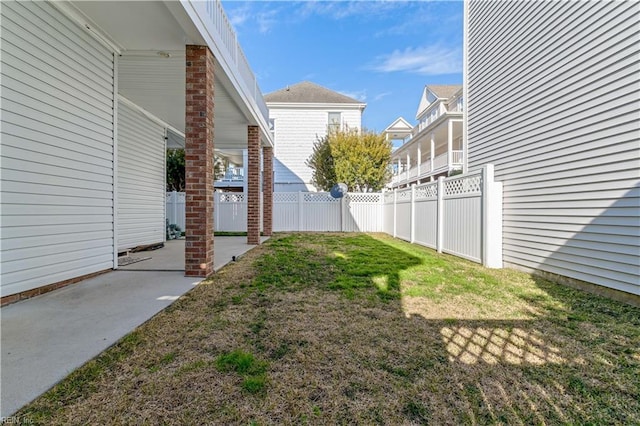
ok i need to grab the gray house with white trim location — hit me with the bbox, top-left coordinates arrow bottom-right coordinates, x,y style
465,1 -> 639,299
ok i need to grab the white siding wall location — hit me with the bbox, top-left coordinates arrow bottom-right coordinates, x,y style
270,106 -> 362,191
117,99 -> 166,251
0,1 -> 115,296
466,1 -> 640,295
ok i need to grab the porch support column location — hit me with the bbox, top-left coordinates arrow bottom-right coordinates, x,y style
247,125 -> 261,245
417,144 -> 421,178
447,119 -> 453,172
185,45 -> 215,277
430,132 -> 435,172
262,146 -> 273,236
406,152 -> 410,181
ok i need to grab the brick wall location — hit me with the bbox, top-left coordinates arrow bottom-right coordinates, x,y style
247,125 -> 261,245
263,146 -> 273,236
184,45 -> 215,277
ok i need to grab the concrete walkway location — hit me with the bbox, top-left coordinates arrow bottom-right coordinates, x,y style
0,237 -> 266,417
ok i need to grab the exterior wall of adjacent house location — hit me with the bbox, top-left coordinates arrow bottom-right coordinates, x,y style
466,1 -> 640,296
269,106 -> 362,192
117,98 -> 167,251
0,1 -> 117,296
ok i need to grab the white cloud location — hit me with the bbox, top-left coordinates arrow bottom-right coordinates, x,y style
371,45 -> 462,75
373,91 -> 392,102
227,4 -> 251,27
338,89 -> 367,102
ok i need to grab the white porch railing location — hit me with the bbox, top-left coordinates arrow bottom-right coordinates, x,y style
185,0 -> 269,123
433,152 -> 448,170
391,151 -> 464,186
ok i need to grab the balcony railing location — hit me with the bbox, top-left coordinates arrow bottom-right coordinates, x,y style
391,150 -> 463,187
186,0 -> 270,123
216,168 -> 245,183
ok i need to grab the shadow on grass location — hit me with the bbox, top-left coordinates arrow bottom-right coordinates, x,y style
15,233 -> 640,425
249,233 -> 640,424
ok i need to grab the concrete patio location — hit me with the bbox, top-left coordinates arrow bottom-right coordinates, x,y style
0,237 -> 267,417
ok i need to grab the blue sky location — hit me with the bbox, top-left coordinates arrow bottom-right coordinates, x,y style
222,1 -> 464,133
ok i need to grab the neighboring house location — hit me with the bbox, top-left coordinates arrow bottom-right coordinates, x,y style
0,0 -> 273,304
265,81 -> 366,192
466,1 -> 639,298
384,85 -> 464,188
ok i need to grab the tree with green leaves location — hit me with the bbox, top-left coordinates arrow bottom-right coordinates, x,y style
306,127 -> 391,192
166,148 -> 226,192
166,148 -> 185,192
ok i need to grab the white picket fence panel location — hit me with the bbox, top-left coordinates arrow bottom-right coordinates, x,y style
166,165 -> 502,267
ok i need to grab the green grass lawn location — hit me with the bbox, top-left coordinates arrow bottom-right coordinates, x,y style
18,233 -> 640,425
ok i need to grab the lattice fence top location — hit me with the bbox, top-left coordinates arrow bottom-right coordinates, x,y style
415,182 -> 438,199
273,192 -> 298,203
396,189 -> 412,200
219,193 -> 245,203
347,193 -> 382,203
303,192 -> 339,203
384,192 -> 394,203
445,173 -> 482,196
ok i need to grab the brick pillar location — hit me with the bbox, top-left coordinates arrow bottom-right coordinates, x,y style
262,146 -> 273,236
184,45 -> 215,277
247,125 -> 261,245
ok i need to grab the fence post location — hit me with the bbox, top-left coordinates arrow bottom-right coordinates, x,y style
379,192 -> 384,232
298,191 -> 304,231
437,176 -> 444,253
341,194 -> 347,232
214,192 -> 220,232
410,184 -> 416,243
172,191 -> 178,226
482,164 -> 503,268
393,188 -> 397,238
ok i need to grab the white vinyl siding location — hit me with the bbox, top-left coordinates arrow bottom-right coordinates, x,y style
269,106 -> 362,191
117,100 -> 167,251
466,1 -> 640,295
0,1 -> 115,296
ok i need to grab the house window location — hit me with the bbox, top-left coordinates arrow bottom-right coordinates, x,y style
328,112 -> 341,132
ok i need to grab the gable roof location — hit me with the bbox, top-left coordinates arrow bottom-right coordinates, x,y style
427,85 -> 462,99
264,81 -> 365,105
416,84 -> 463,119
383,117 -> 413,140
384,117 -> 413,133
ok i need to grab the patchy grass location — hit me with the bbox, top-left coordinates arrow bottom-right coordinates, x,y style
18,233 -> 640,425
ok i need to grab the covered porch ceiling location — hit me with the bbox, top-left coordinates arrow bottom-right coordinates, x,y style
69,0 -> 268,150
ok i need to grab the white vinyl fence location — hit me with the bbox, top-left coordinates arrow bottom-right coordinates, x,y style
165,192 -> 383,233
383,165 -> 502,267
166,165 -> 503,267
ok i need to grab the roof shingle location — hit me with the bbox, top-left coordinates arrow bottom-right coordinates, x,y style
264,81 -> 364,104
427,84 -> 463,99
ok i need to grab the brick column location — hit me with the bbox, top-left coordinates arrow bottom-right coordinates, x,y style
247,125 -> 261,245
184,45 -> 215,277
262,146 -> 273,236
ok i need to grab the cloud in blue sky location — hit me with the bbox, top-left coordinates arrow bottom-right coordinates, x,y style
222,0 -> 464,131
371,45 -> 462,75
338,89 -> 367,102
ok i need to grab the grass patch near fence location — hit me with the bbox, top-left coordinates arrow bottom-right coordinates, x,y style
18,233 -> 640,425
